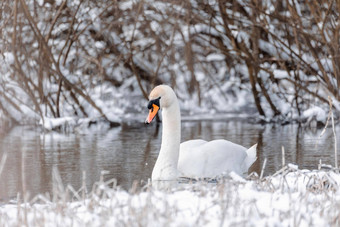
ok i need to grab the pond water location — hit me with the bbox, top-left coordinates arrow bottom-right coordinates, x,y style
0,119 -> 339,202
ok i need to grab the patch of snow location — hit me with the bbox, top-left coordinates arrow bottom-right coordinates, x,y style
95,41 -> 106,49
37,0 -> 44,6
1,166 -> 340,226
273,69 -> 289,79
3,52 -> 14,64
303,106 -> 327,123
287,163 -> 299,170
206,53 -> 225,61
39,117 -> 77,131
195,71 -> 205,81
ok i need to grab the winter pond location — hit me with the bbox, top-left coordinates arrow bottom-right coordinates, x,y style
0,119 -> 339,202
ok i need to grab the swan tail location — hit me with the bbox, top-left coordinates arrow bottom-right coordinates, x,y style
244,143 -> 257,170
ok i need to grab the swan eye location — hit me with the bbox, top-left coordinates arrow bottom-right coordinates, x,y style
147,97 -> 161,110
145,97 -> 161,124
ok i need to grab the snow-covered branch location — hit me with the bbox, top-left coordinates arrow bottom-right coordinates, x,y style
0,0 -> 339,126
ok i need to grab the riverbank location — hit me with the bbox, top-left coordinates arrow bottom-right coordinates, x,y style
0,164 -> 339,226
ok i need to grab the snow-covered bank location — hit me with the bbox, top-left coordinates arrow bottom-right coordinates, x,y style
1,0 -> 339,128
1,165 -> 340,226
35,103 -> 333,132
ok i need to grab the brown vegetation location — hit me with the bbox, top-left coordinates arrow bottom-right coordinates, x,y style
0,0 -> 339,123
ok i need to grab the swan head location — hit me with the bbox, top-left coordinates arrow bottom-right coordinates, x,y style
145,85 -> 176,124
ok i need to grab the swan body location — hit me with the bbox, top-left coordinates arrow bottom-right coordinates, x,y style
145,85 -> 257,181
179,139 -> 257,178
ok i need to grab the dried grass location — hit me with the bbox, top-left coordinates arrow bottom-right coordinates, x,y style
0,160 -> 340,226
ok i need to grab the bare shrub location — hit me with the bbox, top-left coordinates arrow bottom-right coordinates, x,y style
0,0 -> 338,123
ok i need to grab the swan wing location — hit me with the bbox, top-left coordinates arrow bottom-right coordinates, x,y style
178,139 -> 255,178
180,139 -> 207,151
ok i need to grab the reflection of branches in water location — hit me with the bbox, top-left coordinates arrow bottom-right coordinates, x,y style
295,124 -> 302,165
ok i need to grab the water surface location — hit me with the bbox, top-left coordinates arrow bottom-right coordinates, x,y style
0,120 -> 339,201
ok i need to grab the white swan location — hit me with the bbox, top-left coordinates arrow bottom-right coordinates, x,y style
145,85 -> 257,181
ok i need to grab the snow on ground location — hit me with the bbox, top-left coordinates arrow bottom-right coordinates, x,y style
303,106 -> 328,123
1,165 -> 340,226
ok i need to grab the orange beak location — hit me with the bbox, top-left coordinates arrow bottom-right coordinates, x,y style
145,104 -> 159,124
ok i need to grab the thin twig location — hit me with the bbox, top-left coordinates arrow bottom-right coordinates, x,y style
329,97 -> 338,172
282,146 -> 285,167
260,158 -> 267,179
0,152 -> 7,178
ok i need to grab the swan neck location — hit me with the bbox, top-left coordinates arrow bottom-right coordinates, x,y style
152,100 -> 181,181
161,103 -> 181,151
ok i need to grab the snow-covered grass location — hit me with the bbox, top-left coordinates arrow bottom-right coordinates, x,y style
1,165 -> 340,226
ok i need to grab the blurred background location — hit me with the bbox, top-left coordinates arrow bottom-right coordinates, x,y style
0,0 -> 339,125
